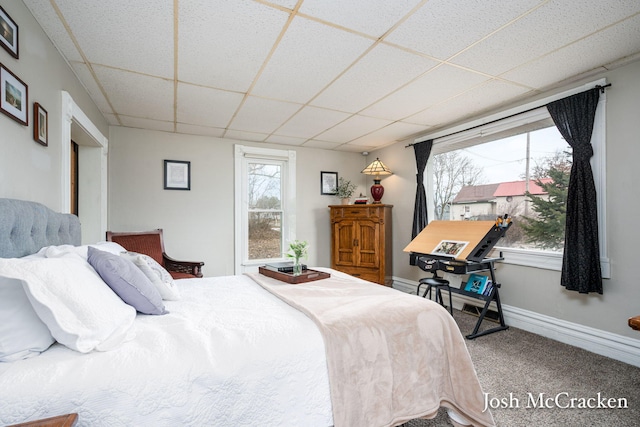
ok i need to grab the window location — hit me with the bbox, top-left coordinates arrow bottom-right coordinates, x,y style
433,124 -> 570,251
234,145 -> 296,274
419,79 -> 609,276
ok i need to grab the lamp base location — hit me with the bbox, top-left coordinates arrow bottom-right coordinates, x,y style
370,179 -> 384,203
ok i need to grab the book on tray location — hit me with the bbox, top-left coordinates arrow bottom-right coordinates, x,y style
263,262 -> 308,273
464,273 -> 490,295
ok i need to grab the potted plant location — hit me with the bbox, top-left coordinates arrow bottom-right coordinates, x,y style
335,177 -> 357,205
286,240 -> 309,276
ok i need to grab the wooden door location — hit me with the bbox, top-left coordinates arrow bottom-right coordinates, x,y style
355,220 -> 380,268
70,141 -> 78,215
333,220 -> 356,266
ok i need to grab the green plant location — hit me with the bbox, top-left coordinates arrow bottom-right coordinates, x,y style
335,177 -> 356,198
286,240 -> 309,261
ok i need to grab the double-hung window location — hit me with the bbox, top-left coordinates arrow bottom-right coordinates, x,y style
419,79 -> 609,276
234,145 -> 296,273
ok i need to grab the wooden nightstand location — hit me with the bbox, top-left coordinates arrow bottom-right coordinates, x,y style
8,413 -> 78,427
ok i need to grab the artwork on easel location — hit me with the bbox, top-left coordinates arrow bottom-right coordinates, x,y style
432,240 -> 469,257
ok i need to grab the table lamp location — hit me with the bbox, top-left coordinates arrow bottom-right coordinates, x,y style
361,157 -> 392,203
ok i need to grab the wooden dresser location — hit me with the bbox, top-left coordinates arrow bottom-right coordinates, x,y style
329,204 -> 392,286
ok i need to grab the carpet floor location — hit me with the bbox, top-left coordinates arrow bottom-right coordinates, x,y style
402,309 -> 640,427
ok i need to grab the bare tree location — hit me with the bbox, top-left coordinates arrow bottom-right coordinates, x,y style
432,151 -> 484,219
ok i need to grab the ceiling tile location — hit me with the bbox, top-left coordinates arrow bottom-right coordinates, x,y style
347,121 -> 428,147
177,83 -> 244,128
53,0 -> 174,78
178,0 -> 289,92
335,143 -> 378,153
299,0 -> 423,38
251,15 -> 374,103
275,106 -> 351,138
70,63 -> 113,114
385,0 -> 543,60
361,64 -> 490,121
23,0 -> 84,63
224,129 -> 269,142
452,1 -> 640,76
315,114 -> 393,143
119,116 -> 174,133
407,80 -> 531,127
264,0 -> 299,10
265,134 -> 308,145
177,123 -> 226,138
229,97 -> 302,134
502,13 -> 640,88
94,66 -> 174,121
311,43 -> 438,113
302,140 -> 344,150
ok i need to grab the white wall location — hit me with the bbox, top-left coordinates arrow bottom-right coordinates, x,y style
373,59 -> 640,340
0,0 -> 107,211
107,126 -> 369,277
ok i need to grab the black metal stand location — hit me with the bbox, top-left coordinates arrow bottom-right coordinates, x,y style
412,255 -> 508,339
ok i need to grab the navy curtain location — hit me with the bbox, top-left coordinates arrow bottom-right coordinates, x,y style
546,87 -> 602,294
412,140 -> 433,239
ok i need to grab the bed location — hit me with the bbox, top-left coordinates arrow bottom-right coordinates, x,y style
0,198 -> 495,427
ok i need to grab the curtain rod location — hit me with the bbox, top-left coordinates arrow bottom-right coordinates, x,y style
405,83 -> 611,147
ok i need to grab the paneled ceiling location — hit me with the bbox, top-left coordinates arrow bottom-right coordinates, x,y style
23,0 -> 640,152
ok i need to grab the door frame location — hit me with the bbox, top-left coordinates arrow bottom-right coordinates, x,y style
60,91 -> 108,244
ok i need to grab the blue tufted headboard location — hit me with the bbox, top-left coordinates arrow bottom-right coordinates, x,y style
0,198 -> 81,258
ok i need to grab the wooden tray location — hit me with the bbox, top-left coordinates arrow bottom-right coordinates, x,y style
258,267 -> 330,284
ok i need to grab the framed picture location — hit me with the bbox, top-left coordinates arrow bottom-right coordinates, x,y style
0,63 -> 27,125
164,160 -> 191,190
320,171 -> 338,195
33,102 -> 47,146
0,6 -> 18,59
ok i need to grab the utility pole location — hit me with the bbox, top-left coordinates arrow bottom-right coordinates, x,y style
525,132 -> 530,217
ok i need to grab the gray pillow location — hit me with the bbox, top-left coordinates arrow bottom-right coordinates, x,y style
87,246 -> 167,315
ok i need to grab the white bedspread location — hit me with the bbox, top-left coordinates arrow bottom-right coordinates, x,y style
0,275 -> 333,426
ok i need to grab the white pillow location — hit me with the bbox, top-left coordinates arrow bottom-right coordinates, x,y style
90,241 -> 128,255
38,242 -> 127,260
0,274 -> 55,362
120,251 -> 180,301
0,257 -> 136,353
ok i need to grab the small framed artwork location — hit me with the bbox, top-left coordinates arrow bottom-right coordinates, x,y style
0,6 -> 18,59
33,102 -> 47,146
321,171 -> 338,195
0,63 -> 27,125
164,160 -> 191,190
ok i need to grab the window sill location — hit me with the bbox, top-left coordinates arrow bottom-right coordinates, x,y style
493,247 -> 610,279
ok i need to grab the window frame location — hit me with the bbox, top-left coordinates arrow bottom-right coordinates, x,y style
234,145 -> 296,274
418,79 -> 609,277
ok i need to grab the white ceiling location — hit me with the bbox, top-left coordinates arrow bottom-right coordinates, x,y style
24,0 -> 640,152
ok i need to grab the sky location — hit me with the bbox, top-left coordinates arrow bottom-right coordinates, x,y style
460,126 -> 570,184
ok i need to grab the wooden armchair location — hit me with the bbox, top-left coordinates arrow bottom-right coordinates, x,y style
106,229 -> 204,279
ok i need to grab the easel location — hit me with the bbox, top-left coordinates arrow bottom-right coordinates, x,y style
405,219 -> 511,339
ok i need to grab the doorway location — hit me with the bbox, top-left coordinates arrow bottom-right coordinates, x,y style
70,141 -> 78,216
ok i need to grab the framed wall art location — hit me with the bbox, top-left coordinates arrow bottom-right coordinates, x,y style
33,102 -> 48,146
0,63 -> 27,125
320,171 -> 338,195
164,160 -> 191,190
0,6 -> 18,59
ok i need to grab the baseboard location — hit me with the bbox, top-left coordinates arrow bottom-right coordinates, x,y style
391,276 -> 640,368
502,305 -> 640,368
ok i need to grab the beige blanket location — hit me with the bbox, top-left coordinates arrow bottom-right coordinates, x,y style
247,269 -> 495,427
